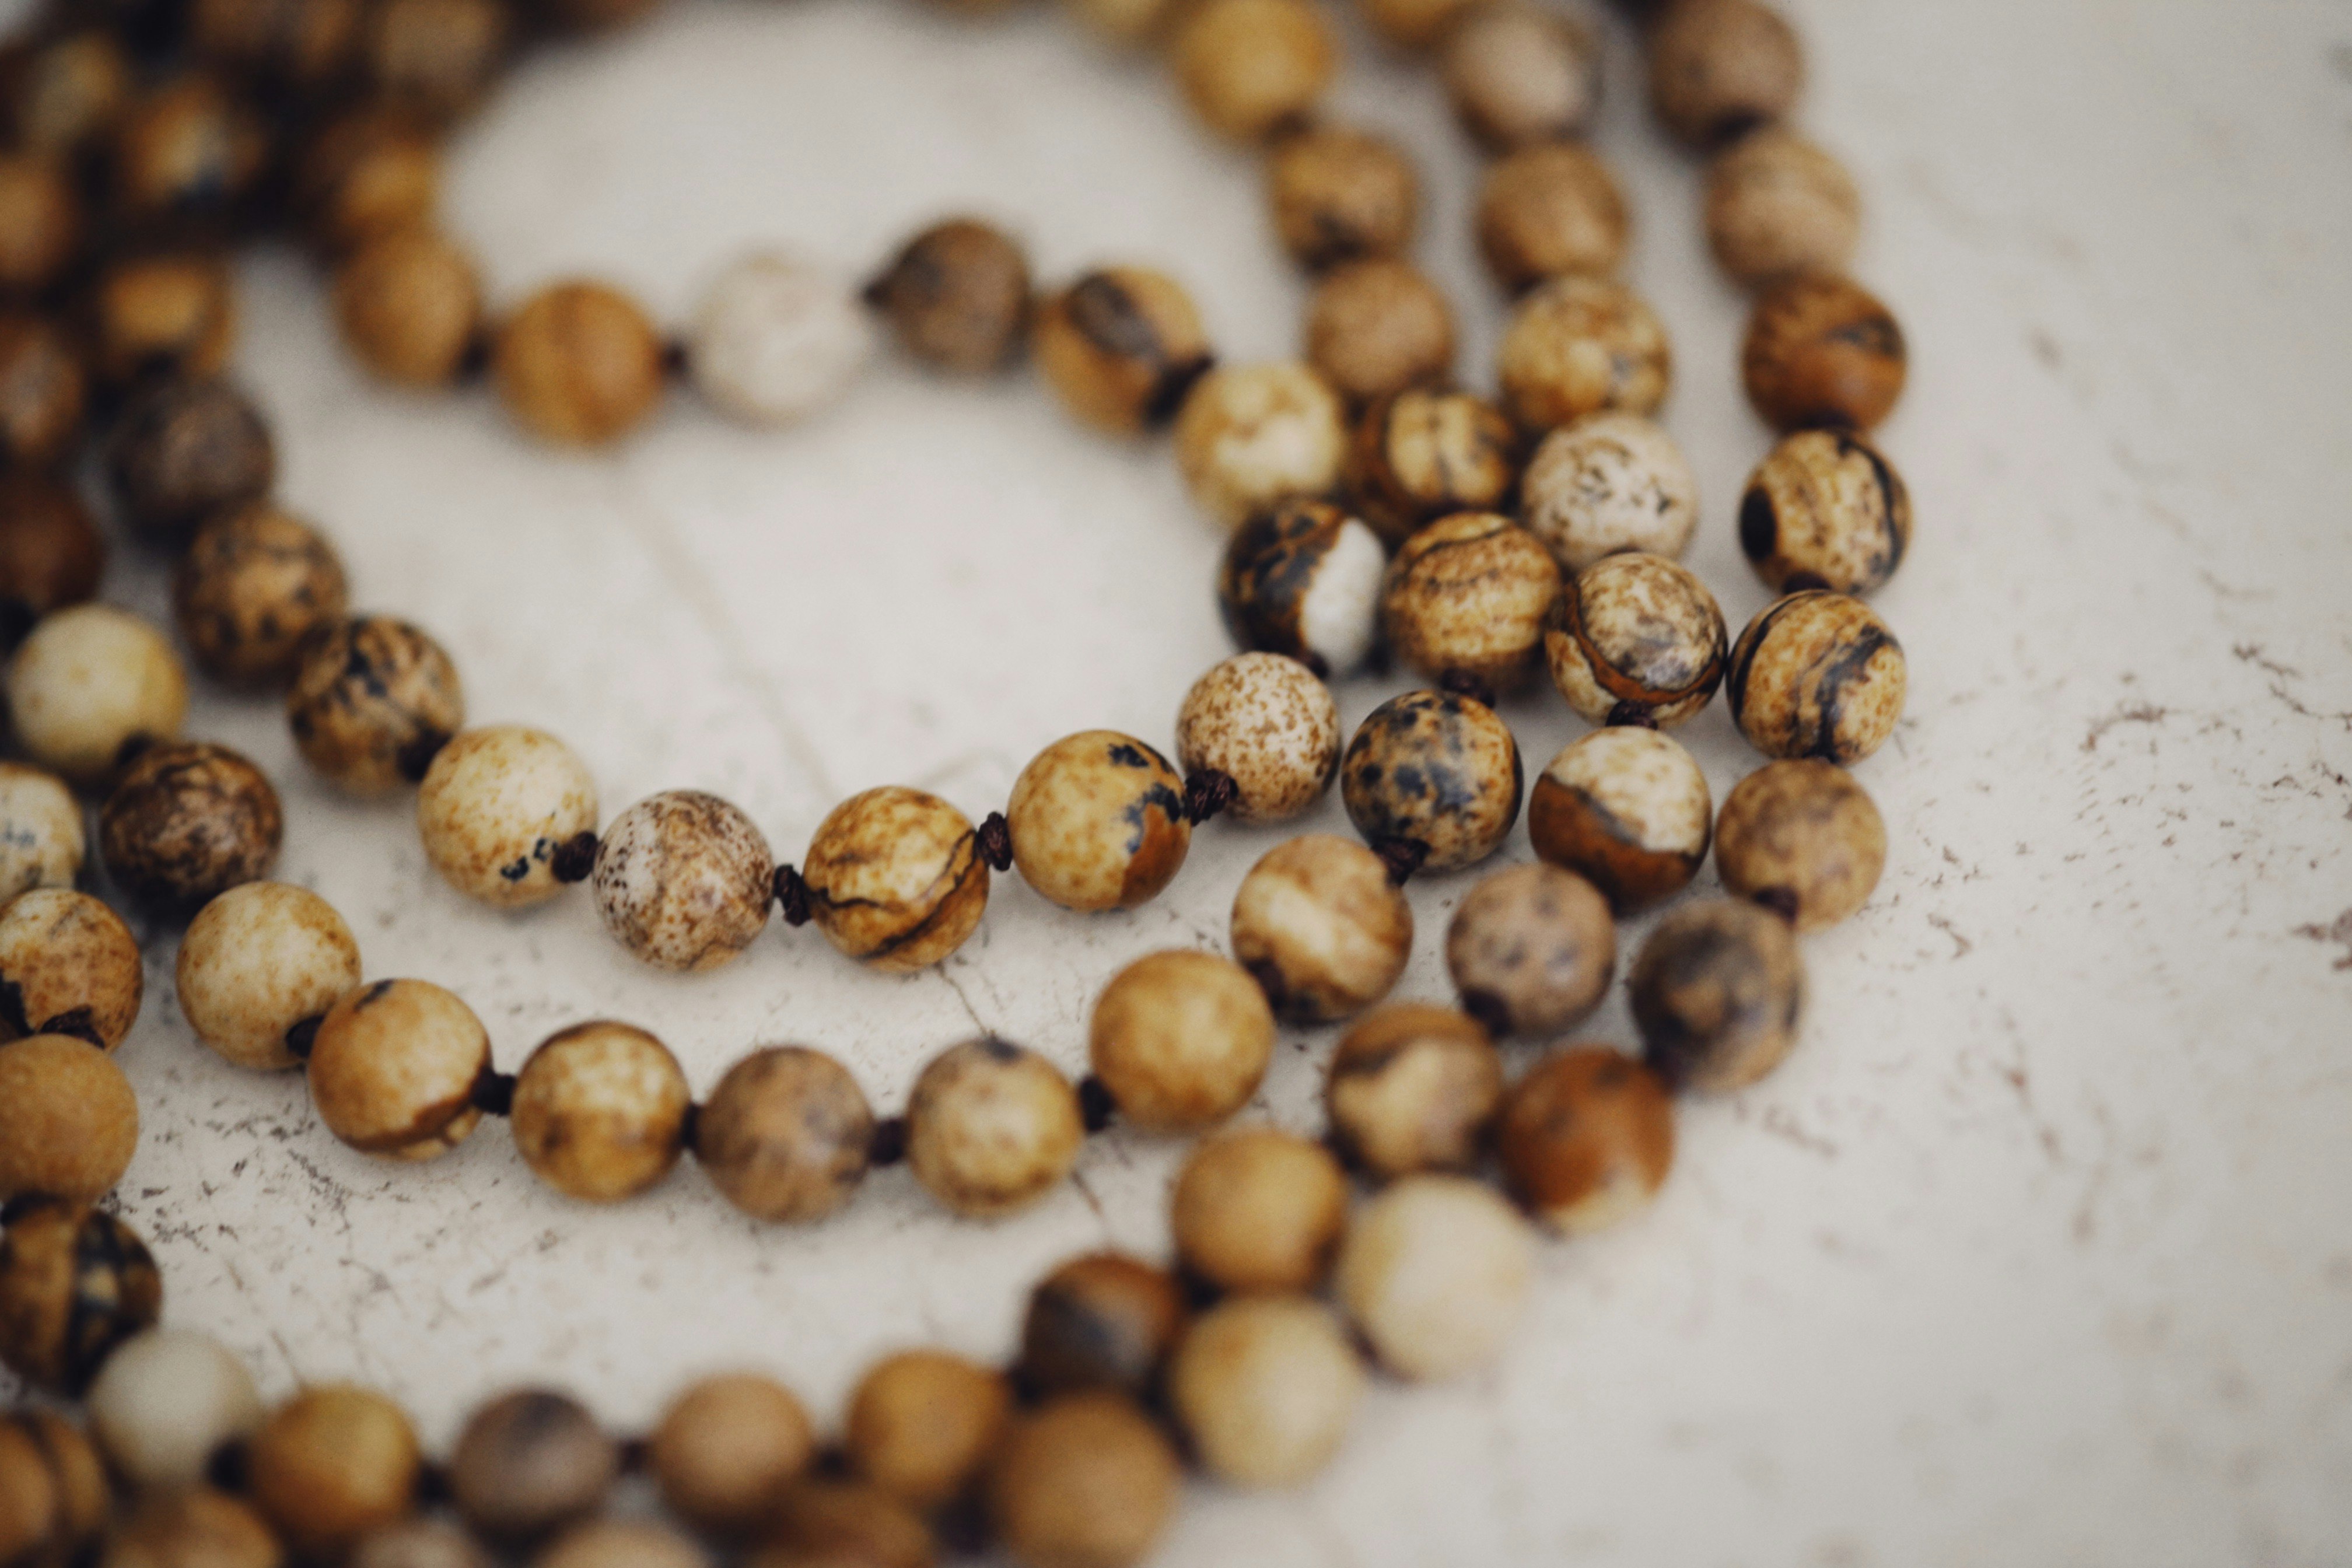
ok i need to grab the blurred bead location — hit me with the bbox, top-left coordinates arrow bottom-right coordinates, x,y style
1173,360 -> 1346,530
495,281 -> 664,446
1172,0 -> 1334,142
0,156 -> 80,293
448,1390 -> 615,1547
1229,834 -> 1411,1023
0,888 -> 143,1051
650,1374 -> 814,1539
1170,1295 -> 1362,1488
108,77 -> 266,234
592,791 -> 774,971
1326,1003 -> 1502,1178
845,1351 -> 1009,1510
512,1021 -> 690,1202
0,316 -> 86,468
987,1394 -> 1177,1568
0,762 -> 82,900
306,979 -> 489,1161
1520,411 -> 1698,571
89,253 -> 236,386
98,740 -> 282,914
1174,652 -> 1340,824
761,1478 -> 933,1568
363,0 -> 510,120
1021,1252 -> 1184,1399
1061,0 -> 1175,43
0,1200 -> 159,1393
177,883 -> 362,1071
862,218 -> 1030,374
1089,950 -> 1273,1131
1647,0 -> 1803,148
1340,688 -> 1522,874
1215,498 -> 1384,677
104,1488 -> 281,1568
352,1520 -> 494,1568
1442,3 -> 1598,150
1476,141 -> 1626,293
1741,273 -> 1905,432
689,251 -> 872,427
104,376 -> 275,545
0,476 -> 105,636
1528,727 -> 1710,911
1630,897 -> 1804,1090
905,1038 -> 1082,1217
1303,258 -> 1453,404
1714,758 -> 1885,929
1497,275 -> 1671,432
1544,550 -> 1727,727
295,110 -> 440,254
1034,267 -> 1210,435
3,32 -> 130,157
1444,862 -> 1613,1038
1007,731 -> 1189,912
287,616 -> 465,794
1341,387 -> 1518,547
173,506 -> 351,687
1170,1126 -> 1347,1293
694,1045 -> 873,1223
1726,590 -> 1906,762
799,786 -> 988,971
88,1328 -> 261,1491
1265,125 -> 1417,272
246,1384 -> 421,1559
0,1408 -> 107,1567
1499,1046 -> 1674,1232
1353,0 -> 1478,50
416,727 -> 598,909
190,0 -> 362,93
1738,426 -> 1909,594
1381,513 -> 1559,693
536,1520 -> 706,1568
4,604 -> 187,786
334,229 -> 481,387
1334,1174 -> 1531,1380
1704,127 -> 1857,286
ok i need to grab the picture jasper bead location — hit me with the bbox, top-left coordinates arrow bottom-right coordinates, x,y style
1229,834 -> 1412,1023
1174,652 -> 1341,824
845,1350 -> 1009,1509
1740,427 -> 1910,594
1726,590 -> 1907,762
99,741 -> 283,913
416,726 -> 598,909
1520,412 -> 1699,571
1035,267 -> 1210,434
1171,0 -> 1334,142
246,1384 -> 421,1560
0,1408 -> 106,1566
0,314 -> 85,467
307,979 -> 490,1160
1020,1252 -> 1185,1398
694,1045 -> 874,1223
1442,3 -> 1600,152
1647,0 -> 1803,148
1007,730 -> 1189,912
287,614 -> 466,793
362,0 -> 512,119
0,156 -> 79,293
334,227 -> 482,387
352,1520 -> 494,1568
591,790 -> 774,971
177,883 -> 362,1072
4,33 -> 129,157
173,505 -> 351,686
650,1374 -> 814,1538
5,604 -> 187,786
1171,1127 -> 1348,1293
864,218 -> 1031,373
1741,273 -> 1906,432
292,108 -> 438,253
512,1021 -> 692,1203
905,1038 -> 1083,1217
1216,498 -> 1385,676
0,888 -> 143,1051
1170,1295 -> 1364,1488
1714,759 -> 1886,929
0,475 -> 106,632
1335,1175 -> 1532,1381
1381,512 -> 1561,693
0,762 -> 80,900
1528,728 -> 1711,911
190,0 -> 362,94
1630,897 -> 1804,1091
538,1520 -> 709,1568
1265,124 -> 1418,271
107,1490 -> 278,1568
1340,689 -> 1524,874
761,1477 -> 934,1568
1545,550 -> 1728,727
86,1329 -> 262,1491
1705,127 -> 1859,286
1497,275 -> 1672,432
1173,360 -> 1346,529
797,786 -> 989,970
449,1390 -> 617,1546
1500,1046 -> 1675,1233
1342,387 -> 1520,547
988,1394 -> 1178,1568
495,281 -> 664,446
1476,141 -> 1629,295
1089,950 -> 1275,1130
108,76 -> 267,229
1303,258 -> 1454,404
104,376 -> 276,546
0,1201 -> 159,1392
1446,861 -> 1615,1038
88,253 -> 236,386
688,251 -> 873,428
1326,1003 -> 1504,1179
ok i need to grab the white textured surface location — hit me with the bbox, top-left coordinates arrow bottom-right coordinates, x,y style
12,0 -> 2352,1563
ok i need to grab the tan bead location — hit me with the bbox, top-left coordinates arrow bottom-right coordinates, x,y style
1340,689 -> 1522,874
99,741 -> 282,914
0,1036 -> 138,1202
86,1328 -> 262,1491
694,1046 -> 873,1223
0,763 -> 83,904
650,1374 -> 814,1538
1630,897 -> 1803,1091
1353,0 -> 1478,50
89,253 -> 235,384
293,109 -> 439,254
1302,258 -> 1453,405
1172,361 -> 1346,530
863,218 -> 1031,375
448,1391 -> 616,1547
0,156 -> 79,294
1088,950 -> 1273,1131
1020,1253 -> 1184,1398
103,377 -> 276,548
1647,0 -> 1803,148
0,1201 -> 160,1394
1334,1174 -> 1532,1381
1441,3 -> 1598,151
1520,412 -> 1699,570
1741,273 -> 1905,432
5,604 -> 187,786
286,616 -> 464,794
1326,1003 -> 1502,1178
794,787 -> 988,971
0,474 -> 106,625
1738,427 -> 1909,595
108,78 -> 267,232
1170,1126 -> 1346,1293
1172,0 -> 1334,142
1499,1046 -> 1674,1233
416,727 -> 597,909
988,1393 -> 1177,1568
494,281 -> 663,446
845,1350 -> 1009,1510
761,1478 -> 933,1568
1476,141 -> 1628,294
1497,275 -> 1672,433
511,1021 -> 691,1202
1544,551 -> 1727,727
104,1488 -> 280,1568
0,314 -> 86,467
307,979 -> 489,1161
246,1385 -> 419,1559
0,889 -> 142,1051
1341,387 -> 1519,547
1380,513 -> 1560,693
177,883 -> 362,1072
335,228 -> 482,388
1034,268 -> 1210,435
590,790 -> 774,972
352,1520 -> 494,1568
1528,727 -> 1710,912
1265,125 -> 1418,271
1215,499 -> 1386,677
1714,759 -> 1884,929
1006,731 -> 1189,912
1060,0 -> 1175,43
5,33 -> 130,158
1229,834 -> 1412,1023
536,1521 -> 706,1568
1726,590 -> 1906,762
363,0 -> 510,119
1445,862 -> 1613,1039
905,1038 -> 1083,1217
1174,652 -> 1339,825
1170,1295 -> 1362,1489
190,0 -> 361,94
172,506 -> 350,687
1705,127 -> 1858,286
0,1408 -> 107,1567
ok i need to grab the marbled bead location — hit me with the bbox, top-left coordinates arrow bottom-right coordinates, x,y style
1545,551 -> 1727,727
416,727 -> 598,909
0,1036 -> 138,1202
798,786 -> 988,971
362,0 -> 510,119
986,1394 -> 1178,1568
448,1390 -> 615,1546
173,506 -> 351,687
1475,141 -> 1628,294
688,252 -> 872,428
1499,1046 -> 1674,1233
905,1038 -> 1083,1217
863,218 -> 1031,374
1229,834 -> 1412,1023
1741,274 -> 1905,432
99,741 -> 282,914
511,1021 -> 691,1203
845,1350 -> 1009,1510
1381,513 -> 1560,693
1216,499 -> 1385,677
1726,590 -> 1906,762
0,475 -> 106,631
649,1374 -> 814,1538
104,376 -> 275,547
1520,412 -> 1699,571
1170,1127 -> 1347,1293
108,77 -> 266,230
0,888 -> 142,1051
1341,387 -> 1520,547
1171,0 -> 1334,142
1334,1175 -> 1532,1381
246,1385 -> 420,1559
1170,1295 -> 1363,1488
1265,125 -> 1418,271
1629,897 -> 1804,1091
760,1478 -> 933,1568
1704,127 -> 1859,286
1007,731 -> 1189,913
1303,258 -> 1454,405
1497,275 -> 1672,433
1174,652 -> 1340,824
0,156 -> 79,293
86,1328 -> 261,1490
1088,950 -> 1274,1130
0,314 -> 85,468
590,790 -> 773,971
694,1045 -> 873,1223
1445,862 -> 1614,1039
352,1520 -> 494,1568
104,1489 -> 279,1568
334,228 -> 482,388
0,1201 -> 159,1393
494,281 -> 664,446
88,253 -> 235,386
306,979 -> 489,1161
1441,3 -> 1599,152
1035,268 -> 1211,435
1715,758 -> 1886,929
536,1521 -> 708,1568
177,883 -> 362,1072
1647,0 -> 1803,148
0,1408 -> 106,1567
1020,1252 -> 1184,1398
1528,727 -> 1711,911
1353,0 -> 1477,50
0,762 -> 82,901
1326,1003 -> 1504,1178
286,616 -> 464,794
6,603 -> 187,786
1739,427 -> 1910,595
1340,689 -> 1523,874
1173,361 -> 1347,530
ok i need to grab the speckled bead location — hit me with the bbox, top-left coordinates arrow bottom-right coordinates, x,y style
1739,427 -> 1909,595
1020,1252 -> 1185,1398
416,727 -> 597,909
4,33 -> 129,157
1442,3 -> 1599,152
1174,652 -> 1340,824
693,1045 -> 874,1223
104,377 -> 275,546
0,314 -> 85,468
0,1035 -> 138,1202
1497,275 -> 1672,433
1229,834 -> 1412,1023
863,218 -> 1031,374
448,1390 -> 617,1546
760,1478 -> 933,1568
512,1021 -> 691,1203
109,77 -> 267,230
1334,1174 -> 1532,1381
104,1489 -> 279,1568
87,1328 -> 262,1490
1520,412 -> 1699,570
352,1520 -> 494,1568
1545,551 -> 1727,727
1726,590 -> 1907,762
334,227 -> 482,387
0,888 -> 142,1051
795,786 -> 988,970
307,979 -> 489,1161
1528,727 -> 1711,911
1342,387 -> 1520,547
1170,1127 -> 1347,1293
1035,268 -> 1212,435
537,1521 -> 708,1568
1171,0 -> 1334,142
1007,731 -> 1189,912
88,253 -> 236,386
1303,258 -> 1454,405
987,1393 -> 1178,1568
1445,862 -> 1614,1039
1499,1046 -> 1674,1233
1216,498 -> 1386,676
1354,0 -> 1477,50
246,1385 -> 419,1559
286,616 -> 464,794
1476,141 -> 1628,295
1326,1003 -> 1503,1178
1173,361 -> 1346,530
494,281 -> 664,446
905,1038 -> 1083,1217
1265,125 -> 1418,271
688,252 -> 872,428
99,741 -> 282,913
1647,0 -> 1803,148
6,603 -> 187,785
1741,274 -> 1905,432
845,1350 -> 1009,1509
0,1201 -> 159,1393
1340,689 -> 1523,874
1088,950 -> 1272,1131
1381,513 -> 1560,693
0,1408 -> 106,1567
1170,1295 -> 1363,1489
650,1374 -> 814,1538
0,762 -> 81,900
0,475 -> 105,631
1704,127 -> 1859,286
590,790 -> 773,971
1715,758 -> 1886,929
172,506 -> 350,687
362,0 -> 511,120
0,156 -> 79,294
1630,897 -> 1804,1091
177,883 -> 362,1072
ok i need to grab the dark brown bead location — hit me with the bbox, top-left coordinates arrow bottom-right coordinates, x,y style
1265,124 -> 1418,272
1340,688 -> 1523,874
363,0 -> 512,121
1342,387 -> 1520,547
0,476 -> 105,635
99,740 -> 283,912
0,156 -> 80,295
104,376 -> 276,545
1019,1252 -> 1185,1399
109,76 -> 268,235
0,1199 -> 162,1394
1741,273 -> 1906,432
190,0 -> 363,93
89,251 -> 237,386
0,316 -> 85,468
1498,1046 -> 1674,1233
866,218 -> 1032,374
173,504 -> 351,685
294,108 -> 441,254
1630,897 -> 1804,1091
1215,496 -> 1385,677
1,32 -> 131,158
448,1390 -> 617,1546
285,615 -> 465,793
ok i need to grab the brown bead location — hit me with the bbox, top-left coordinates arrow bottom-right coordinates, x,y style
333,228 -> 481,387
286,615 -> 465,793
590,791 -> 772,972
1214,498 -> 1385,677
0,888 -> 143,1051
1738,426 -> 1909,594
1088,950 -> 1273,1132
109,76 -> 267,234
1713,759 -> 1884,930
1168,1294 -> 1363,1488
173,505 -> 351,687
1228,834 -> 1411,1023
0,475 -> 104,631
1499,1046 -> 1674,1232
905,1038 -> 1083,1217
1303,258 -> 1454,404
845,1350 -> 1009,1510
1020,1253 -> 1184,1398
1170,1126 -> 1346,1293
1704,127 -> 1858,286
1034,268 -> 1210,435
3,32 -> 130,158
1476,141 -> 1628,294
694,1046 -> 873,1223
1172,360 -> 1346,529
494,281 -> 664,446
761,1478 -> 933,1568
306,979 -> 489,1160
246,1385 -> 419,1559
1544,550 -> 1727,726
536,1521 -> 706,1568
89,252 -> 237,386
99,740 -> 283,913
1528,728 -> 1710,912
1326,1003 -> 1502,1178
1647,0 -> 1803,148
1265,125 -> 1417,272
0,156 -> 79,294
1441,4 -> 1599,152
796,786 -> 989,970
0,1035 -> 138,1203
1381,512 -> 1560,693
363,0 -> 511,120
987,1393 -> 1177,1568
864,218 -> 1031,374
1354,0 -> 1478,50
1741,273 -> 1905,432
511,1021 -> 691,1203
1174,652 -> 1340,825
1341,387 -> 1519,547
351,1520 -> 494,1568
1445,861 -> 1614,1039
0,1200 -> 160,1392
1497,275 -> 1671,432
296,110 -> 442,254
1172,0 -> 1334,142
0,316 -> 85,468
650,1373 -> 814,1538
104,376 -> 276,545
0,1408 -> 107,1567
1340,688 -> 1523,874
1630,896 -> 1803,1091
190,0 -> 362,92
1726,589 -> 1906,762
1006,731 -> 1189,913
449,1390 -> 616,1547
106,1488 -> 281,1568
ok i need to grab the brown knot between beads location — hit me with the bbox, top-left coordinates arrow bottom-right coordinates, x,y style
1752,887 -> 1802,925
774,864 -> 813,926
550,831 -> 599,884
975,811 -> 1014,873
868,1115 -> 909,1167
1440,669 -> 1495,707
1182,768 -> 1237,825
1077,1074 -> 1116,1134
1604,701 -> 1659,729
471,1068 -> 519,1118
1371,838 -> 1428,886
283,1014 -> 324,1062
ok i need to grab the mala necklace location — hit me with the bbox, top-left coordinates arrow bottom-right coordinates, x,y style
0,0 -> 1916,1560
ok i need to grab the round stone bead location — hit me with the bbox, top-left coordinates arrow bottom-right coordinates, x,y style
1170,1127 -> 1346,1293
1006,731 -> 1189,913
538,1521 -> 708,1568
172,506 -> 351,687
688,251 -> 872,428
591,790 -> 774,971
449,1390 -> 617,1547
1342,387 -> 1519,547
845,1350 -> 1009,1510
106,1489 -> 279,1568
0,1408 -> 106,1566
334,227 -> 482,387
1740,427 -> 1910,595
103,377 -> 276,547
1171,0 -> 1334,142
1265,124 -> 1418,271
1647,0 -> 1804,148
1632,897 -> 1805,1092
1340,689 -> 1523,875
761,1477 -> 934,1568
1335,1174 -> 1533,1381
0,1201 -> 159,1393
5,604 -> 187,785
0,314 -> 86,468
287,616 -> 464,794
1529,728 -> 1711,911
797,786 -> 989,971
1716,759 -> 1886,929
905,1038 -> 1083,1217
0,156 -> 79,294
88,253 -> 236,386
1172,360 -> 1347,530
87,1328 -> 262,1490
1545,551 -> 1728,727
1520,412 -> 1700,571
494,280 -> 664,446
1019,1252 -> 1184,1398
362,0 -> 512,121
0,888 -> 142,1051
352,1520 -> 494,1568
694,1045 -> 873,1223
307,979 -> 489,1161
177,883 -> 362,1072
1381,513 -> 1561,694
1726,590 -> 1907,762
108,77 -> 267,229
512,1021 -> 692,1203
1445,862 -> 1614,1040
1705,127 -> 1859,287
246,1384 -> 420,1559
189,0 -> 362,96
0,475 -> 106,632
1302,258 -> 1454,405
293,108 -> 438,253
0,762 -> 82,901
649,1374 -> 814,1538
5,32 -> 129,157
1170,1294 -> 1362,1489
1497,275 -> 1672,433
1216,498 -> 1385,677
987,1394 -> 1178,1568
1475,141 -> 1628,295
0,1037 -> 138,1202
1089,950 -> 1274,1130
1035,267 -> 1211,435
1500,1046 -> 1675,1233
1442,3 -> 1599,152
416,726 -> 597,909
99,741 -> 283,914
863,218 -> 1031,374
1741,274 -> 1906,432
1354,0 -> 1476,49
1174,653 -> 1339,825
1229,834 -> 1412,1023
1326,1003 -> 1503,1179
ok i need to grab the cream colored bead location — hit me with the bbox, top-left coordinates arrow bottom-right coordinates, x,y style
1172,0 -> 1335,142
1088,949 -> 1274,1130
1174,652 -> 1340,824
177,883 -> 363,1071
1229,834 -> 1412,1023
416,726 -> 598,909
1335,1174 -> 1532,1381
1006,731 -> 1191,913
510,1021 -> 692,1203
1170,1295 -> 1363,1488
0,762 -> 82,900
1497,276 -> 1672,433
0,887 -> 143,1050
591,790 -> 775,971
905,1038 -> 1083,1217
1528,727 -> 1713,912
1170,1127 -> 1348,1293
1174,362 -> 1346,530
1521,412 -> 1700,571
4,604 -> 186,785
306,979 -> 489,1160
688,252 -> 873,428
86,1328 -> 263,1492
